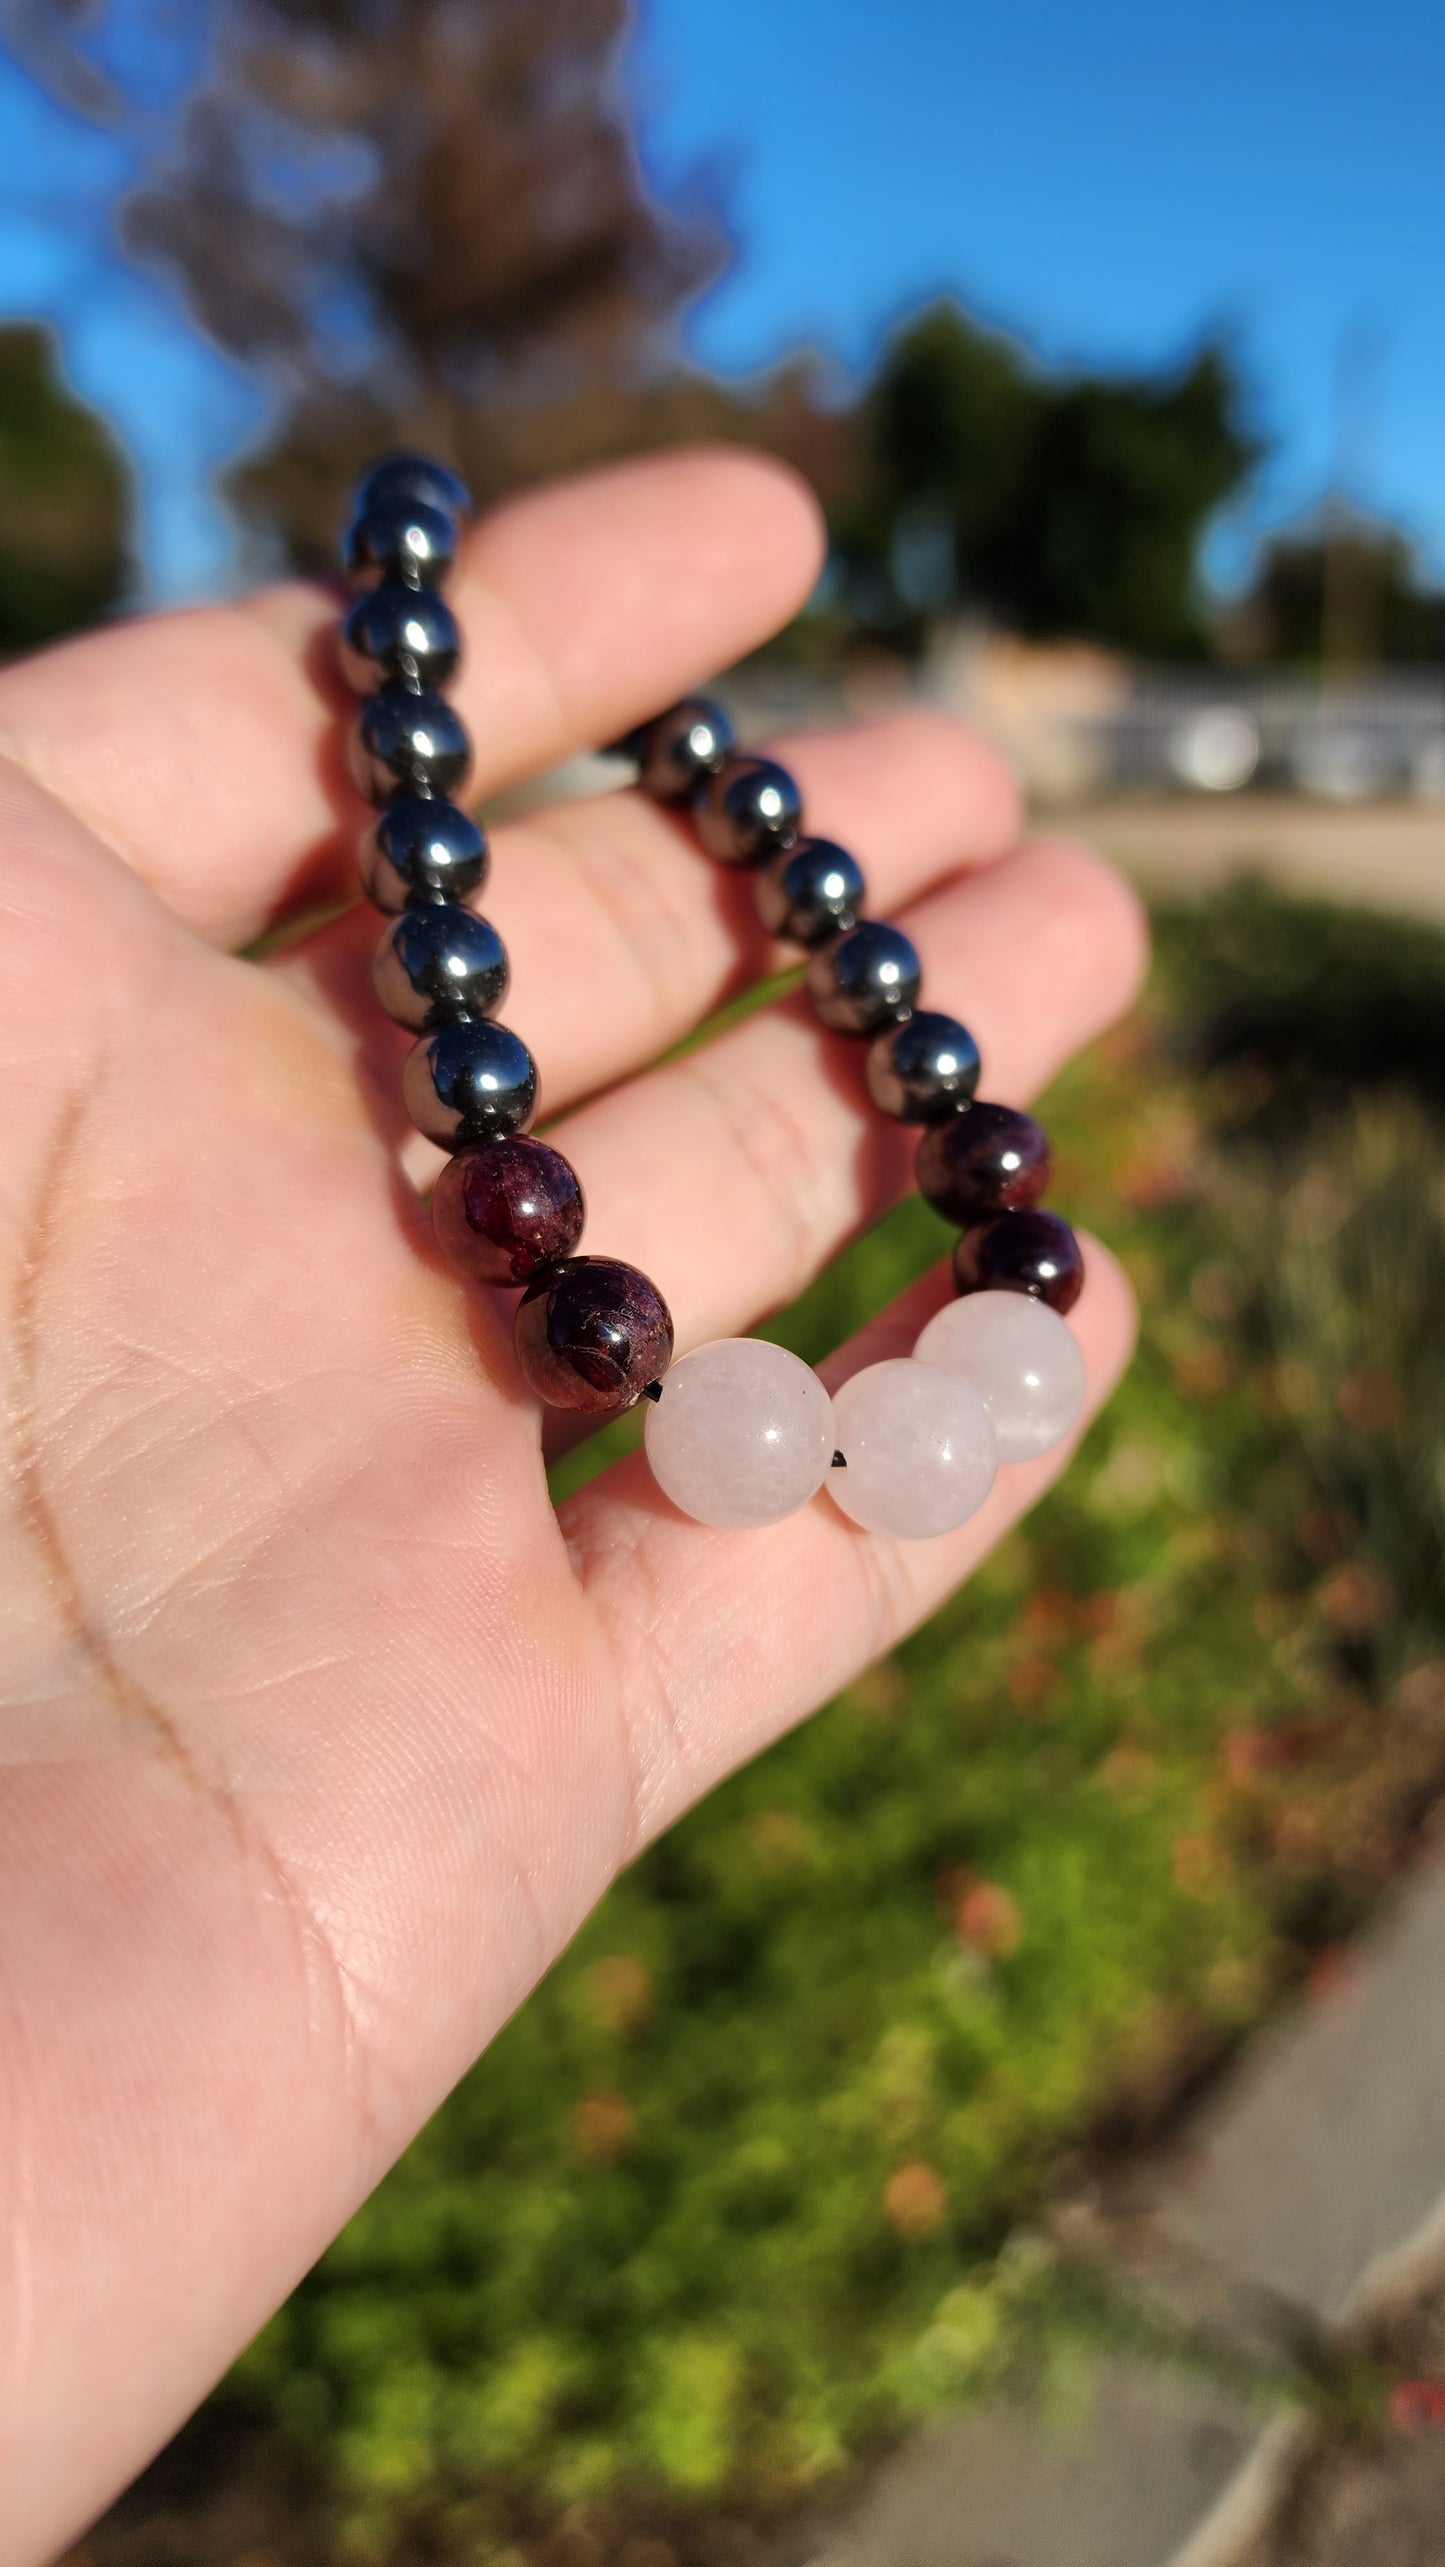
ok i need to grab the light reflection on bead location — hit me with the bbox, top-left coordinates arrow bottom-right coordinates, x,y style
866,1010 -> 981,1121
913,1291 -> 1086,1462
645,1339 -> 836,1528
756,839 -> 865,947
827,1358 -> 997,1538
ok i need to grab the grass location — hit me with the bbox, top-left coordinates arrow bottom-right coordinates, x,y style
137,886 -> 1445,2563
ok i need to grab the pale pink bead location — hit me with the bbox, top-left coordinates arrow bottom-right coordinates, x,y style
827,1358 -> 997,1539
914,1290 -> 1087,1463
644,1337 -> 836,1528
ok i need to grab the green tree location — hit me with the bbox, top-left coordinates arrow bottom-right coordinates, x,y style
0,322 -> 130,652
1233,511 -> 1445,667
840,304 -> 1256,657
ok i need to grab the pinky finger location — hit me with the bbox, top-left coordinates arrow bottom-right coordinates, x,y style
563,1238 -> 1137,1852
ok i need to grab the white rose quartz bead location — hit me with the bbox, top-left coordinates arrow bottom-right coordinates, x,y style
914,1290 -> 1087,1463
644,1337 -> 836,1528
827,1358 -> 997,1539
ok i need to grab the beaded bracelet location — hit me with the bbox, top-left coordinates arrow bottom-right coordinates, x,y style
339,455 -> 1088,1541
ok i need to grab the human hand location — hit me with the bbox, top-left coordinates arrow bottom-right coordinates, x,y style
0,449 -> 1143,2559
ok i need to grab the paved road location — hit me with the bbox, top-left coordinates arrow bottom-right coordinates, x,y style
1057,794 -> 1445,928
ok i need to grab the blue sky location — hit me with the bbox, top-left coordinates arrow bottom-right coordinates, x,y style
3,0 -> 1443,602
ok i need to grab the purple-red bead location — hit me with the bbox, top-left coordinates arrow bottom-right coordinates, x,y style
917,1101 -> 1051,1227
432,1137 -> 585,1287
514,1256 -> 674,1415
953,1210 -> 1084,1315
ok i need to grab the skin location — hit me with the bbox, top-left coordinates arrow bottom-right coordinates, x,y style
0,448 -> 1147,2561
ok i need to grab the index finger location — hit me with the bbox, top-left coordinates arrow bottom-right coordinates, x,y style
0,447 -> 825,948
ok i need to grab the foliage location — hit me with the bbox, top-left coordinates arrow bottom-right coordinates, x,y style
9,8 -> 1254,647
1230,514 -> 1445,667
206,886 -> 1445,2555
834,305 -> 1256,656
0,321 -> 130,652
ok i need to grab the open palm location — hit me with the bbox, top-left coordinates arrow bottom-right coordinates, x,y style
0,450 -> 1143,2560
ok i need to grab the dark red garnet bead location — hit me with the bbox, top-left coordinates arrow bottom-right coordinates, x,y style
953,1210 -> 1084,1315
432,1138 -> 585,1288
916,1101 -> 1050,1227
514,1256 -> 674,1415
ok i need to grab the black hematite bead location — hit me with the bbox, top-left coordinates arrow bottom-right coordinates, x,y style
954,1210 -> 1084,1315
626,697 -> 735,800
694,753 -> 803,866
344,496 -> 457,593
360,798 -> 488,912
514,1256 -> 674,1416
807,920 -> 921,1035
402,1020 -> 538,1149
867,1010 -> 982,1122
372,906 -> 509,1032
432,1136 -> 585,1287
916,1101 -> 1050,1226
350,686 -> 472,806
755,838 -> 865,947
340,582 -> 461,695
357,454 -> 472,522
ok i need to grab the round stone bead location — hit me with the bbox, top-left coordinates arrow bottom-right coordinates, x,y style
344,496 -> 457,592
867,1010 -> 981,1122
627,697 -> 735,800
356,454 -> 473,521
828,1359 -> 998,1539
644,1339 -> 836,1529
359,797 -> 488,912
953,1210 -> 1085,1315
515,1256 -> 674,1416
916,1101 -> 1050,1226
432,1136 -> 585,1286
807,921 -> 922,1035
402,1020 -> 537,1149
914,1290 -> 1087,1462
349,685 -> 472,806
340,582 -> 460,695
372,905 -> 508,1032
694,754 -> 803,866
755,838 -> 865,948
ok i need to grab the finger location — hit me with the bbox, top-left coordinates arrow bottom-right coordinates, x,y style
271,708 -> 1023,1115
564,1239 -> 1136,1849
0,449 -> 824,949
546,837 -> 1146,1346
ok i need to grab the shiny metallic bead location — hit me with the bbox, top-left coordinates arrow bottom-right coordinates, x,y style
349,685 -> 472,806
339,582 -> 460,695
344,497 -> 457,593
359,797 -> 488,912
624,697 -> 735,800
755,839 -> 865,947
356,454 -> 473,522
866,1010 -> 981,1121
372,906 -> 508,1032
807,921 -> 921,1034
694,754 -> 803,866
402,1020 -> 538,1149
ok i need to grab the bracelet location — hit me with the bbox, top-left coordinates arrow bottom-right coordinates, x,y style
339,455 -> 1087,1542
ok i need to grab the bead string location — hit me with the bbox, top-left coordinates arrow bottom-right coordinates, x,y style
340,455 -> 1088,1540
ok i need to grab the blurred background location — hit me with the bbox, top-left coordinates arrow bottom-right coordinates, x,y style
14,4 -> 1445,2563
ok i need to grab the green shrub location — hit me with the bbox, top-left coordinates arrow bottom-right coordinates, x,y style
229,885 -> 1445,2543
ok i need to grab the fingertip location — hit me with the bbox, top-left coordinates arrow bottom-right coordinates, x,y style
1015,834 -> 1152,1024
778,704 -> 1024,876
